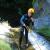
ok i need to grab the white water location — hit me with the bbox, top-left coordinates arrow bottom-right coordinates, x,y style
0,21 -> 50,50
0,21 -> 11,40
28,31 -> 50,50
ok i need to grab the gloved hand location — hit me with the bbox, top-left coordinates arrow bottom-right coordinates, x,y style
23,24 -> 26,27
23,24 -> 29,30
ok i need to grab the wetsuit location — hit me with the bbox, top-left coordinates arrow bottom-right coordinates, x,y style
19,14 -> 34,46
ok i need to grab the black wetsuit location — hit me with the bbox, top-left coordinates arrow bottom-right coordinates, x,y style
19,14 -> 34,46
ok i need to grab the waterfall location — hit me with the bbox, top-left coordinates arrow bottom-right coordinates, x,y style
28,31 -> 50,50
0,21 -> 50,50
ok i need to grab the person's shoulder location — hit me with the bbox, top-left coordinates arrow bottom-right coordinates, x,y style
23,14 -> 27,16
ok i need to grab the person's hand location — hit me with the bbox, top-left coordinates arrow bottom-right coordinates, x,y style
23,24 -> 26,27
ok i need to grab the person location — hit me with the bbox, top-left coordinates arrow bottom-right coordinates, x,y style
19,8 -> 35,48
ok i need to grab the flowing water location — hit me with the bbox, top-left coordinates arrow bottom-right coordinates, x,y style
28,31 -> 50,50
0,21 -> 50,50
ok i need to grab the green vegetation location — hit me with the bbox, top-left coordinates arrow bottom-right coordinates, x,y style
0,40 -> 12,50
36,26 -> 50,41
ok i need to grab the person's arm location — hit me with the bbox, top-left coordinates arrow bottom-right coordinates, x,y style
20,15 -> 26,27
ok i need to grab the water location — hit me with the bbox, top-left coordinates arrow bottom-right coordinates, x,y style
28,31 -> 50,50
0,21 -> 11,41
0,21 -> 50,50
